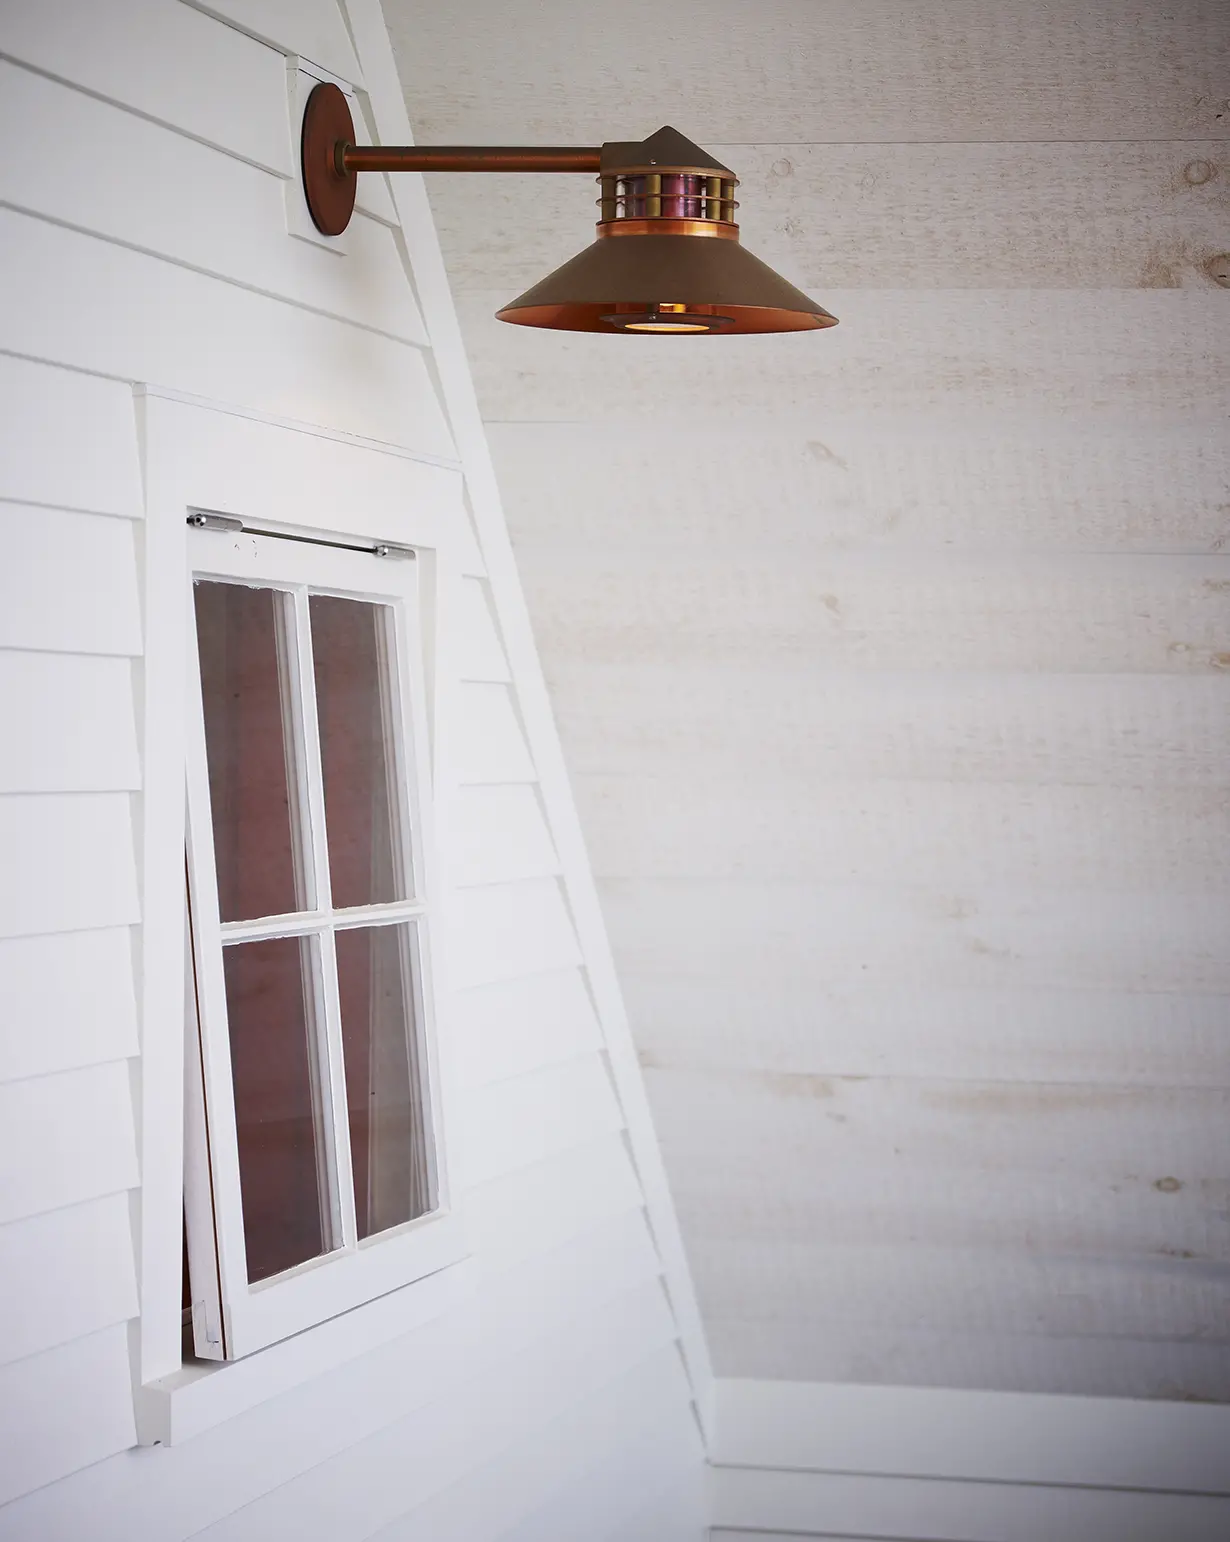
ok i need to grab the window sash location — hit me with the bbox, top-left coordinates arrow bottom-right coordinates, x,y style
183,527 -> 461,1361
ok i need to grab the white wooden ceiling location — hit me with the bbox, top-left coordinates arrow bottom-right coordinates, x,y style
386,0 -> 1230,1399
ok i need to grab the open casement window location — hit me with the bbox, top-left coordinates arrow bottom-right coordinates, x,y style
183,525 -> 461,1360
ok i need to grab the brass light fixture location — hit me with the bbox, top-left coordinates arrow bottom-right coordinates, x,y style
302,84 -> 837,336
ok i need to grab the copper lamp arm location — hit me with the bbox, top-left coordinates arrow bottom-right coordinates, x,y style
341,145 -> 601,174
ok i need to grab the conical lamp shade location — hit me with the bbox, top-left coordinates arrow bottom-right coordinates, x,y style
497,230 -> 836,334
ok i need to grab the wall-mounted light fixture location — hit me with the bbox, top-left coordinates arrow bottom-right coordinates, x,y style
302,84 -> 837,336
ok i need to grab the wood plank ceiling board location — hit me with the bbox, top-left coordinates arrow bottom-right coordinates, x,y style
384,0 -> 1230,1401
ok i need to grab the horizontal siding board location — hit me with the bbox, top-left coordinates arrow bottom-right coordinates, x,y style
0,356 -> 141,517
452,967 -> 601,1089
460,290 -> 1230,423
182,0 -> 363,82
713,1379 -> 1230,1496
461,1055 -> 625,1187
0,1326 -> 136,1509
709,1320 -> 1230,1403
464,1133 -> 645,1273
451,784 -> 559,888
579,778 -> 1230,895
0,654 -> 139,793
0,1195 -> 137,1368
1,0 -> 292,172
0,928 -> 138,1084
603,878 -> 1230,994
0,1063 -> 138,1226
389,0 -> 1230,144
710,1464 -> 1230,1542
0,61 -> 426,344
454,577 -> 510,680
454,683 -> 536,784
628,978 -> 1230,1090
0,210 -> 454,459
522,551 -> 1230,676
490,415 -> 1230,558
450,879 -> 582,991
545,664 -> 1230,788
0,508 -> 141,656
0,793 -> 139,938
431,139 -> 1230,293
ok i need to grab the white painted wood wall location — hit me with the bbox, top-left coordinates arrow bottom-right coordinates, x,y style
389,1 -> 1230,1535
0,2 -> 708,1536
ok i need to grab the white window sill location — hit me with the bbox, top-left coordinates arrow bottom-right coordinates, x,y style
135,1257 -> 473,1446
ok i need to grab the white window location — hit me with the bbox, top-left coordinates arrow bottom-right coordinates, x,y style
182,523 -> 462,1360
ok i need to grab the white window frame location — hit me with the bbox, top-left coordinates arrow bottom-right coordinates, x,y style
184,531 -> 460,1359
135,390 -> 471,1442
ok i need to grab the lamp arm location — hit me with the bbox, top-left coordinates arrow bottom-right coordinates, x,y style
341,145 -> 601,174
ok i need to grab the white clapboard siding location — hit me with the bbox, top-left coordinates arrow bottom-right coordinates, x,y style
461,1055 -> 625,1187
628,978 -> 1230,1090
0,1063 -> 138,1226
0,655 -> 139,794
0,1226 -> 666,1541
0,211 -> 454,459
1,0 -> 293,173
387,0 -> 1230,145
578,778 -> 1230,894
370,1347 -> 694,1542
0,63 -> 425,344
494,1397 -> 703,1542
455,577 -> 511,680
0,929 -> 138,1084
604,879 -> 1230,994
0,1195 -> 137,1368
450,878 -> 582,989
453,683 -> 537,784
0,356 -> 141,517
452,967 -> 601,1089
0,794 -> 139,938
522,551 -> 1230,676
187,1279 -> 679,1542
183,0 -> 362,82
489,415 -> 1230,557
710,1464 -> 1230,1542
428,139 -> 1230,293
0,1326 -> 136,1509
600,1468 -> 707,1542
0,508 -> 141,656
461,290 -> 1230,423
547,664 -> 1230,788
451,784 -> 559,887
714,1379 -> 1230,1497
149,393 -> 461,542
710,1321 -> 1230,1404
464,1133 -> 645,1273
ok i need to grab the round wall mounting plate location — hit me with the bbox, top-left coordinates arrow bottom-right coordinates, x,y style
301,81 -> 357,236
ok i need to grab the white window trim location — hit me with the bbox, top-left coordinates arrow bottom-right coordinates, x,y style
134,388 -> 471,1444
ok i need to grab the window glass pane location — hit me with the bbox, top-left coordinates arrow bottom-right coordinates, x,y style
335,924 -> 430,1239
310,595 -> 403,909
223,936 -> 330,1282
195,581 -> 305,921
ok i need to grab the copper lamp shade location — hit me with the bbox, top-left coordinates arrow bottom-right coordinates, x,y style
498,127 -> 836,336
